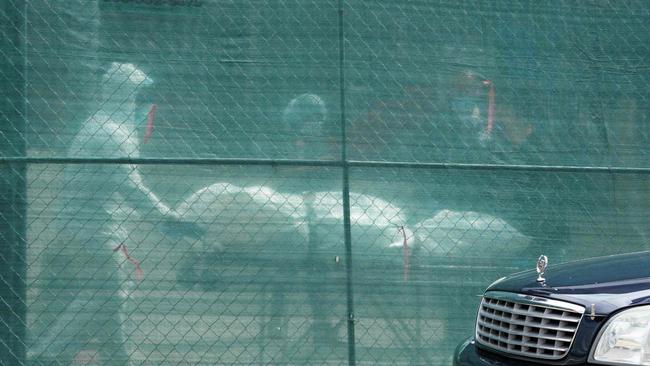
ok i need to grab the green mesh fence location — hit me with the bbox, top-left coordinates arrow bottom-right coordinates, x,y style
1,0 -> 650,365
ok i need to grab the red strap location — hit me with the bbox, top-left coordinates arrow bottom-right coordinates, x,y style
143,104 -> 157,144
483,80 -> 495,137
400,226 -> 409,282
113,243 -> 143,281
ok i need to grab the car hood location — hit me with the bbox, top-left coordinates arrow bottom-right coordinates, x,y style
487,251 -> 650,315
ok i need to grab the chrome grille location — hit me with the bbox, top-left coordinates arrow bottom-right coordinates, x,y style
476,291 -> 584,360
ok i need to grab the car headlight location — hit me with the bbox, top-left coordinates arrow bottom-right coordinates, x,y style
591,305 -> 650,365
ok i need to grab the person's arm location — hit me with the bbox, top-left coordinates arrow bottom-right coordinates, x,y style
121,164 -> 204,239
121,164 -> 179,221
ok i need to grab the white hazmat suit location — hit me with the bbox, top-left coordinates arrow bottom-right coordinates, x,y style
32,63 -> 194,365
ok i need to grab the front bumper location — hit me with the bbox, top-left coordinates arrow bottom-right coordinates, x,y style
453,338 -> 592,366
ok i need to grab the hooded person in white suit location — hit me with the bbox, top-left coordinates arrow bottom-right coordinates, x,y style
32,63 -> 200,365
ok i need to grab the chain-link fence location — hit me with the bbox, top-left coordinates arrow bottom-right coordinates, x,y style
1,0 -> 650,365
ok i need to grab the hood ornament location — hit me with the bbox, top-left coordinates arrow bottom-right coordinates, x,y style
536,255 -> 548,284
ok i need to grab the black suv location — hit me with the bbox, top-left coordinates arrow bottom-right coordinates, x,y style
454,251 -> 650,366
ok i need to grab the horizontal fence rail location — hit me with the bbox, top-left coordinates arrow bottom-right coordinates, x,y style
4,157 -> 650,174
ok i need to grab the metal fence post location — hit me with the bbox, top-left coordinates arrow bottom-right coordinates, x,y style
338,1 -> 356,365
0,1 -> 27,364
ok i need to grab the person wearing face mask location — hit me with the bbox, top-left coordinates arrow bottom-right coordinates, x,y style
449,70 -> 498,151
31,62 -> 201,365
447,58 -> 576,266
282,93 -> 330,160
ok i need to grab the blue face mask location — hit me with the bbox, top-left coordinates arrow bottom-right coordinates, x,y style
451,96 -> 484,130
135,85 -> 155,124
134,103 -> 152,125
450,96 -> 495,147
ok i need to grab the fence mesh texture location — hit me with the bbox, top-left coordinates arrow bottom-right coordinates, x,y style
1,0 -> 650,365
